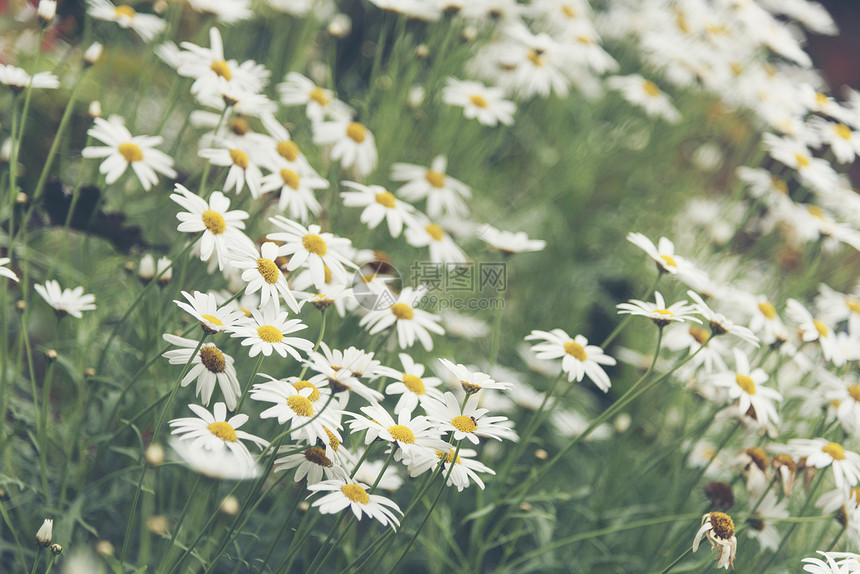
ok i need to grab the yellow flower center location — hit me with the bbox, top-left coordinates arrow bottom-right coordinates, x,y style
425,170 -> 446,188
257,325 -> 283,343
391,303 -> 414,320
292,380 -> 320,402
816,92 -> 828,105
823,442 -> 846,461
813,319 -> 829,338
794,154 -> 810,168
835,124 -> 853,140
437,448 -> 462,464
323,264 -> 332,284
231,117 -> 250,135
199,346 -> 226,373
425,223 -> 445,241
527,50 -> 544,67
346,122 -> 367,143
771,177 -> 788,195
201,314 -> 223,326
229,149 -> 249,169
689,326 -> 710,344
210,60 -> 232,81
207,421 -> 237,442
118,142 -> 143,163
114,5 -> 136,18
280,168 -> 300,190
735,373 -> 756,395
563,341 -> 588,361
324,426 -> 340,452
848,385 -> 860,402
709,512 -> 735,540
304,446 -> 332,467
341,483 -> 370,504
758,301 -> 777,319
642,80 -> 661,97
277,140 -> 300,161
287,395 -> 314,417
451,415 -> 477,433
469,94 -> 488,108
402,374 -> 426,395
746,447 -> 768,471
256,258 -> 280,284
388,425 -> 416,444
461,380 -> 483,394
654,309 -> 674,316
302,234 -> 327,256
659,254 -> 677,268
201,210 -> 226,234
846,297 -> 860,315
308,87 -> 329,106
374,192 -> 397,208
561,4 -> 575,17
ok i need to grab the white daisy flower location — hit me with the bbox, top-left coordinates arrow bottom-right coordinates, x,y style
616,291 -> 702,327
383,353 -> 444,415
525,329 -> 616,392
173,290 -> 245,334
478,225 -> 546,255
260,165 -> 328,223
162,334 -> 241,410
359,287 -> 445,351
86,0 -> 166,42
390,156 -> 471,218
816,283 -> 860,337
176,28 -> 268,97
81,117 -> 176,191
787,298 -> 842,365
745,491 -> 788,551
228,241 -> 300,313
607,74 -> 680,123
780,438 -> 860,491
349,403 -> 448,464
34,280 -> 96,319
626,232 -> 709,288
304,343 -> 385,405
308,479 -> 402,529
170,184 -> 253,271
424,392 -> 517,445
169,402 -> 269,468
250,380 -> 341,446
442,77 -> 516,126
404,218 -> 467,264
340,181 -> 417,238
313,119 -> 378,176
692,512 -> 737,570
267,216 -> 357,291
437,358 -> 512,395
0,258 -> 19,283
277,72 -> 353,123
0,64 -> 59,91
273,444 -> 348,485
687,291 -> 760,346
170,438 -> 259,480
229,301 -> 312,359
199,141 -> 265,197
415,448 -> 494,491
707,348 -> 782,428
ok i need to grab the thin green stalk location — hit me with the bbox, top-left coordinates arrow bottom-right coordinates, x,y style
235,354 -> 265,413
19,313 -> 46,497
29,550 -> 41,574
658,546 -> 693,574
257,488 -> 304,572
298,309 -> 326,380
0,498 -> 29,572
39,359 -> 57,507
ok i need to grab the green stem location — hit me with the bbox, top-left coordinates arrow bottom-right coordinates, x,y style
235,354 -> 265,413
29,550 -> 41,574
298,309 -> 326,380
0,498 -> 29,571
658,546 -> 693,574
600,272 -> 661,349
39,360 -> 57,506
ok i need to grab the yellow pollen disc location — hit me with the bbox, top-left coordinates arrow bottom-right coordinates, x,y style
374,192 -> 397,208
746,447 -> 767,470
461,381 -> 483,394
807,205 -> 824,219
425,170 -> 446,188
689,326 -> 709,345
577,35 -> 594,45
813,319 -> 829,338
201,210 -> 226,234
210,60 -> 232,81
199,346 -> 226,373
201,314 -> 223,326
391,303 -> 414,320
341,484 -> 370,504
562,4 -> 575,17
388,425 -> 416,444
794,154 -> 810,168
302,234 -> 327,256
758,301 -> 777,319
642,80 -> 661,97
304,447 -> 332,467
847,385 -> 860,402
527,50 -> 544,67
277,140 -> 300,161
346,122 -> 367,143
451,415 -> 477,433
835,124 -> 853,140
231,117 -> 250,135
816,92 -> 828,105
308,87 -> 329,106
402,374 -> 426,395
257,325 -> 283,343
425,223 -> 445,241
469,94 -> 488,108
823,442 -> 846,461
563,341 -> 588,361
324,426 -> 340,452
846,297 -> 860,315
659,254 -> 677,268
287,395 -> 314,417
114,5 -> 136,18
735,373 -> 756,395
256,258 -> 280,284
280,168 -> 300,190
229,149 -> 249,169
654,309 -> 674,316
771,177 -> 788,195
292,380 -> 320,402
208,421 -> 237,442
118,142 -> 143,163
437,449 -> 462,464
323,264 -> 332,284
730,62 -> 744,76
709,512 -> 735,540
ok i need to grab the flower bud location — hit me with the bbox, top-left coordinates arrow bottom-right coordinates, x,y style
35,519 -> 53,547
37,0 -> 56,26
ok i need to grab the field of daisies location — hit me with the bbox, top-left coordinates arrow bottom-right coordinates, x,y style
3,0 -> 860,572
